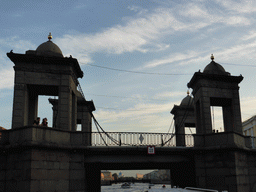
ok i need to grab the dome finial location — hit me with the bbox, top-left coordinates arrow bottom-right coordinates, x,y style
211,54 -> 214,61
48,32 -> 52,41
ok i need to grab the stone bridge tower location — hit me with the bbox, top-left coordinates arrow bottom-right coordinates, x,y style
0,34 -> 96,192
7,33 -> 94,131
186,55 -> 254,192
171,92 -> 195,146
187,55 -> 243,136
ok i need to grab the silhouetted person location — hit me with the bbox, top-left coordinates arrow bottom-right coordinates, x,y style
33,117 -> 40,126
41,118 -> 48,127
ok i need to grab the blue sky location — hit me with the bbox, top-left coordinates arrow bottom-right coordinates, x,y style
1,0 -> 256,135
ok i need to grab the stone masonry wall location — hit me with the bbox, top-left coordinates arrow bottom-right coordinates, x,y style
234,152 -> 250,191
69,152 -> 85,191
0,150 -> 31,192
247,151 -> 256,192
195,150 -> 252,192
0,152 -> 6,191
30,149 -> 70,192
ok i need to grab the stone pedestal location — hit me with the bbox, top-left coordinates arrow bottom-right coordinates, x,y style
0,126 -> 90,192
194,149 -> 251,192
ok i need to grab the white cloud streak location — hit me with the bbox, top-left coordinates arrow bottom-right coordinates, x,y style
0,37 -> 35,52
55,1 -> 253,65
217,0 -> 256,13
94,101 -> 175,123
0,68 -> 14,89
56,9 -> 179,61
153,91 -> 185,99
143,51 -> 200,68
0,38 -> 36,90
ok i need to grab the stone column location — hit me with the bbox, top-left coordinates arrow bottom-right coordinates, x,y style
174,116 -> 185,146
12,84 -> 29,128
81,106 -> 91,132
81,106 -> 92,146
58,85 -> 72,131
71,92 -> 77,131
222,104 -> 233,132
200,97 -> 212,134
232,90 -> 243,134
28,93 -> 38,126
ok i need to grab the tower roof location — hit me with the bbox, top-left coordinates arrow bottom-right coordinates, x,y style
203,61 -> 229,75
35,33 -> 63,58
180,94 -> 194,106
203,54 -> 230,75
36,41 -> 63,57
187,55 -> 243,92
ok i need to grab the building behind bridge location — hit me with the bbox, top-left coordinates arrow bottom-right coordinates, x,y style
242,115 -> 256,136
143,169 -> 170,181
101,170 -> 112,181
136,173 -> 144,180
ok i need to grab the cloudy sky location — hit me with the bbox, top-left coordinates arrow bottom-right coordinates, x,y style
1,0 -> 256,135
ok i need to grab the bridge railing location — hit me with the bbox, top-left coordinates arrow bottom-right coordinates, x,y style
91,132 -> 194,147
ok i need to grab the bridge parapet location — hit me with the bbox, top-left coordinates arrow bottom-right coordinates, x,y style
0,126 -> 91,147
0,127 -> 195,147
194,131 -> 252,148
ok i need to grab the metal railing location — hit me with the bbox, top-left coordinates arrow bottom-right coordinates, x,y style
0,130 -> 194,147
91,132 -> 194,147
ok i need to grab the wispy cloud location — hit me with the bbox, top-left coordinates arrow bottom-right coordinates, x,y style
224,16 -> 251,26
0,37 -> 35,53
127,5 -> 148,15
241,30 -> 256,41
0,68 -> 14,89
214,40 -> 256,62
56,1 -> 253,65
143,51 -> 199,68
179,2 -> 251,26
95,101 -> 175,123
217,0 -> 256,13
55,6 -> 211,63
153,91 -> 185,99
56,8 -> 179,59
178,3 -> 212,19
0,37 -> 35,90
73,2 -> 87,9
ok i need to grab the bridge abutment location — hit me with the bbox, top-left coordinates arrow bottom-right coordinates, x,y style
0,127 -> 89,191
194,148 -> 256,192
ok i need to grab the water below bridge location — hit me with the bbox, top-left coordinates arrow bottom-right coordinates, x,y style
102,183 -> 202,192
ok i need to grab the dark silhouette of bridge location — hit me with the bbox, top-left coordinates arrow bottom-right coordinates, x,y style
1,36 -> 256,192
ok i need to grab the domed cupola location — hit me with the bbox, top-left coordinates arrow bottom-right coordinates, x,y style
203,54 -> 230,75
180,91 -> 194,106
36,33 -> 63,57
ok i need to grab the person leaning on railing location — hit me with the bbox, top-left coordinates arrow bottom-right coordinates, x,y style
41,118 -> 48,127
33,117 -> 40,126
